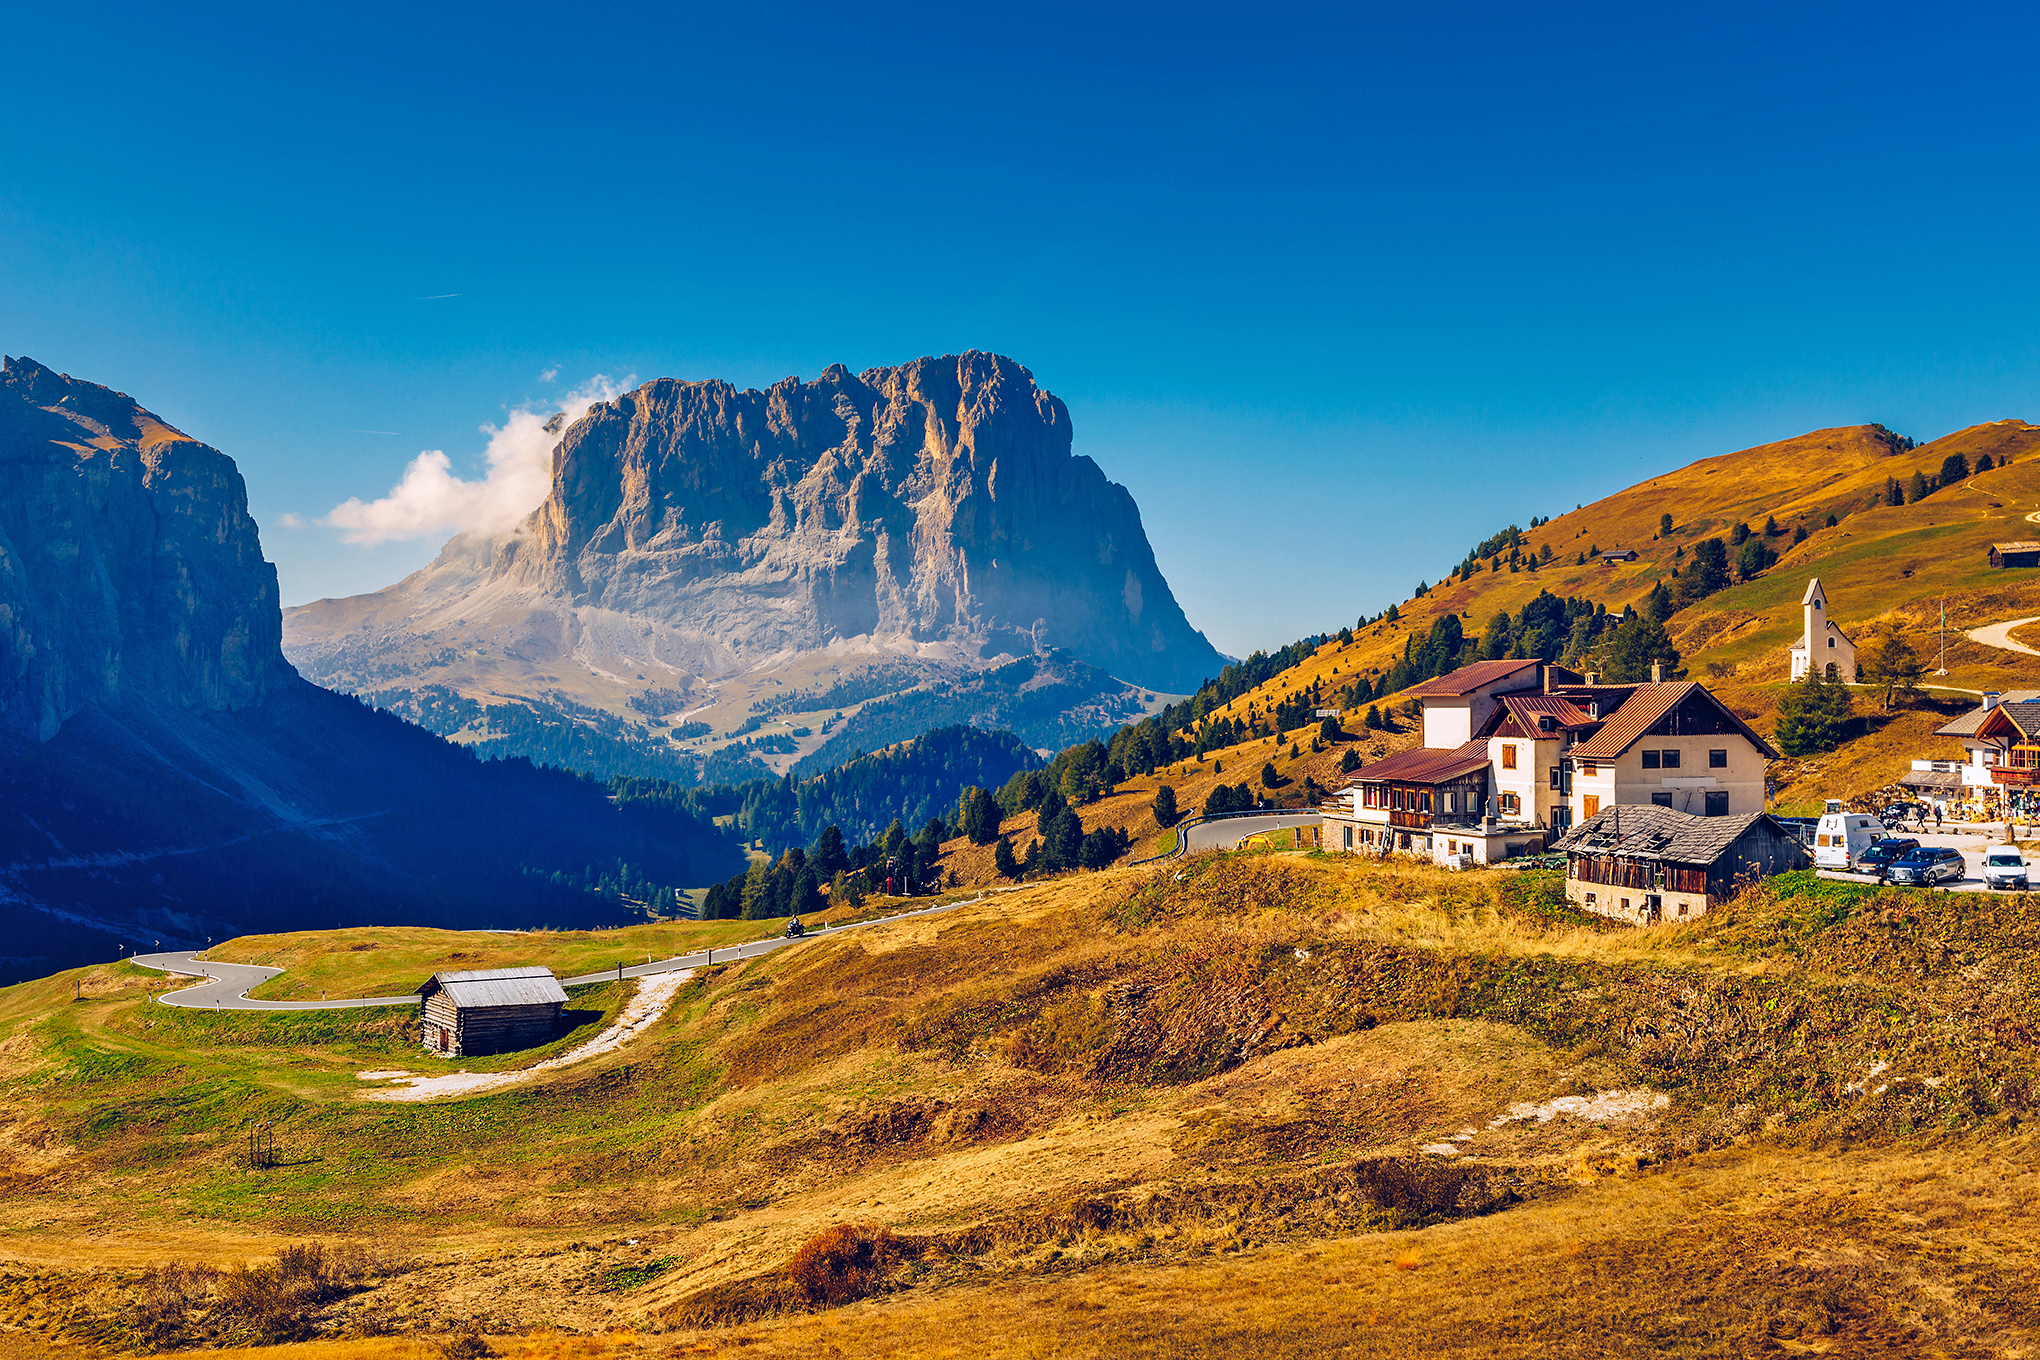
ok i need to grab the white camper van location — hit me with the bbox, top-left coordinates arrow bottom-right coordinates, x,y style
1814,799 -> 1883,870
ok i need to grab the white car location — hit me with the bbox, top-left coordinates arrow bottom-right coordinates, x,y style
1982,846 -> 2029,891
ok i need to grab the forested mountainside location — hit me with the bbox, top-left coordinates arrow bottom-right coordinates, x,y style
0,357 -> 739,984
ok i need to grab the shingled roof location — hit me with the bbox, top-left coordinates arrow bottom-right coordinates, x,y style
1350,740 -> 1492,785
1934,692 -> 2040,739
1566,681 -> 1780,761
416,965 -> 569,1008
1554,804 -> 1775,866
1487,694 -> 1600,736
1402,659 -> 1540,698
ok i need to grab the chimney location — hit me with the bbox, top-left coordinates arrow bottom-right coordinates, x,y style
1985,691 -> 2002,711
1650,661 -> 1663,683
1585,671 -> 1600,686
1543,665 -> 1553,695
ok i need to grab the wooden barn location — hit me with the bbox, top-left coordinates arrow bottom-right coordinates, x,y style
1990,541 -> 2040,569
1555,804 -> 1809,925
416,966 -> 569,1057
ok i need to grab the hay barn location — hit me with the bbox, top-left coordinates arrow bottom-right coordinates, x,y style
416,966 -> 569,1057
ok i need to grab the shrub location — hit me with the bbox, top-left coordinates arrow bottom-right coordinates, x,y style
1339,748 -> 1361,773
788,1225 -> 905,1307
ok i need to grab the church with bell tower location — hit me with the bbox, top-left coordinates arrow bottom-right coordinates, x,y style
1788,578 -> 1857,681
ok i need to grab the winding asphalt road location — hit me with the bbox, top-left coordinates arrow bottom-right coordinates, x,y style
1180,812 -> 1323,853
130,890 -> 1014,1012
1967,615 -> 2040,659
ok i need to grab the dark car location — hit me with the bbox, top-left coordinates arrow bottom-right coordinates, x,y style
1883,846 -> 1967,887
1854,837 -> 1920,876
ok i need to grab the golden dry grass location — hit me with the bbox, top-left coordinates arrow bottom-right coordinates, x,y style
6,854 -> 2040,1355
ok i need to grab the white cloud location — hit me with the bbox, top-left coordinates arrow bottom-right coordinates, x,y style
278,512 -> 307,529
538,367 -> 558,382
324,373 -> 633,546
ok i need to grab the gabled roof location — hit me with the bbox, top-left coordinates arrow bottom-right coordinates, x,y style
1554,804 -> 1786,867
1992,541 -> 2040,553
1978,702 -> 2040,744
1402,659 -> 1539,698
417,965 -> 569,1008
1351,740 -> 1491,785
1934,691 -> 2040,738
1801,578 -> 1827,606
1487,694 -> 1600,737
1566,681 -> 1781,761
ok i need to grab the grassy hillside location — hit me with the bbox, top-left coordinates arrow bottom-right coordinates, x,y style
1175,420 -> 2040,805
2,852 -> 2038,1355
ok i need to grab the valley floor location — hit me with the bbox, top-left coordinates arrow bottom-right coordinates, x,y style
2,853 -> 2037,1357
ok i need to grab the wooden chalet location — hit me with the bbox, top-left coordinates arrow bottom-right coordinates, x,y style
1990,542 -> 2040,570
1555,804 -> 1809,925
416,966 -> 569,1057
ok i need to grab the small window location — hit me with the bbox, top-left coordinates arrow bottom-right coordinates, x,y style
1549,766 -> 1561,789
1420,792 -> 1433,813
1709,749 -> 1728,768
1651,792 -> 1673,807
1677,902 -> 1689,917
1585,892 -> 1597,906
1705,791 -> 1729,817
1661,749 -> 1680,769
1344,826 -> 1354,850
1828,637 -> 1836,648
1582,760 -> 1599,776
1502,743 -> 1518,770
1642,750 -> 1661,769
1621,898 -> 1630,911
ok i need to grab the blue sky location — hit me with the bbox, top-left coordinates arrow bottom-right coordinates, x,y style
5,2 -> 2038,658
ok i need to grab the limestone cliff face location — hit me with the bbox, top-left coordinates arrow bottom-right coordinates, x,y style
0,355 -> 290,740
492,352 -> 1218,693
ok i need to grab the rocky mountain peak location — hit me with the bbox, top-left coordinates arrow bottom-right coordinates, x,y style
483,350 -> 1218,693
0,355 -> 290,739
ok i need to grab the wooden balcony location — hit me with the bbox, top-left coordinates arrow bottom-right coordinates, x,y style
1388,808 -> 1432,830
1993,766 -> 2040,786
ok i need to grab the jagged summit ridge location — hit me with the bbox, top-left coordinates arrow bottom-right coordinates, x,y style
0,355 -> 290,740
287,351 -> 1221,698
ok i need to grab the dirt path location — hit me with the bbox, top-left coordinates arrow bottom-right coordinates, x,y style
1965,615 -> 2040,658
356,968 -> 692,1102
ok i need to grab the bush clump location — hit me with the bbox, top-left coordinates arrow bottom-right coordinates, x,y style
788,1224 -> 906,1307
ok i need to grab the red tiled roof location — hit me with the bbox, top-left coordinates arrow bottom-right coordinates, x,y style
1566,681 -> 1780,760
1352,740 -> 1491,785
1402,659 -> 1540,698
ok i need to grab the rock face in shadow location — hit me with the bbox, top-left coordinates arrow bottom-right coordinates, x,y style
0,355 -> 292,740
0,357 -> 741,986
284,352 -> 1221,702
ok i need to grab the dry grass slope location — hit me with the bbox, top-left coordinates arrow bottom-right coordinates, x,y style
3,853 -> 2040,1355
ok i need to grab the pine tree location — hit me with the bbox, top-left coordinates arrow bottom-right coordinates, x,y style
1339,748 -> 1361,773
812,824 -> 849,876
1977,454 -> 1995,473
960,786 -> 1000,844
1908,470 -> 1930,503
1763,515 -> 1780,537
1775,671 -> 1854,755
1260,761 -> 1279,789
1826,513 -> 1839,527
1602,614 -> 1683,683
1659,512 -> 1674,538
1365,705 -> 1383,730
1860,622 -> 1924,709
1644,581 -> 1674,624
1152,784 -> 1180,828
993,836 -> 1019,879
1792,522 -> 1807,545
1940,452 -> 1970,485
1678,538 -> 1731,605
1730,521 -> 1751,547
1735,536 -> 1776,582
1481,610 -> 1513,660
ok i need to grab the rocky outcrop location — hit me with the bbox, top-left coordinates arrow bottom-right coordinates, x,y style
0,355 -> 291,740
285,352 -> 1222,700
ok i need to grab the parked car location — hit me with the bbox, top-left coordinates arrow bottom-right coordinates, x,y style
1982,846 -> 2030,891
1883,846 -> 1967,887
1854,837 -> 1920,877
